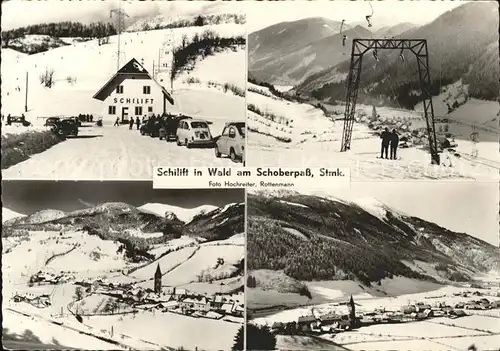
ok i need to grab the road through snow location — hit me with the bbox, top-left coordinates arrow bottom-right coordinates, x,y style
3,125 -> 240,180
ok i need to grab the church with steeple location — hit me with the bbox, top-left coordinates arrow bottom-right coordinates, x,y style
154,264 -> 162,294
348,295 -> 356,326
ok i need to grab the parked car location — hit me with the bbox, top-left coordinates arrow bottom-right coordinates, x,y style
52,118 -> 78,136
176,119 -> 213,148
159,115 -> 192,141
71,116 -> 82,127
44,117 -> 60,127
215,122 -> 245,163
7,116 -> 31,127
140,118 -> 162,137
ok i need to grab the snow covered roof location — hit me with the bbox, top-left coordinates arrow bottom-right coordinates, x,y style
182,297 -> 208,305
221,303 -> 234,313
298,315 -> 317,323
92,58 -> 174,105
213,295 -> 225,303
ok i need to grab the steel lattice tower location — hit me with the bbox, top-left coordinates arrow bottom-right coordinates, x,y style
340,39 -> 440,165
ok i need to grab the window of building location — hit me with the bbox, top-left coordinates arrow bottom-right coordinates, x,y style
135,106 -> 143,115
143,86 -> 151,94
148,106 -> 153,112
108,106 -> 116,115
116,85 -> 124,94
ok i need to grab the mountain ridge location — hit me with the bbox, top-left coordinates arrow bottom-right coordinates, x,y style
295,1 -> 499,106
247,192 -> 500,289
3,201 -> 244,241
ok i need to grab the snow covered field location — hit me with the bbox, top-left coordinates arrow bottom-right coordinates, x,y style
161,242 -> 244,286
2,202 -> 244,350
250,279 -> 500,351
1,22 -> 245,179
86,310 -> 241,351
247,83 -> 500,181
1,24 -> 245,118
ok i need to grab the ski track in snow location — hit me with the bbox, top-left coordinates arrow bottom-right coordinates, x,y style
2,126 -> 240,180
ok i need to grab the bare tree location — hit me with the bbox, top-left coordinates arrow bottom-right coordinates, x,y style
181,34 -> 188,49
39,68 -> 55,88
74,287 -> 84,301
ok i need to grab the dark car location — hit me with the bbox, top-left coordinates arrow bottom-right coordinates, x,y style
159,115 -> 192,141
140,118 -> 162,137
44,117 -> 61,127
7,116 -> 31,127
52,118 -> 78,136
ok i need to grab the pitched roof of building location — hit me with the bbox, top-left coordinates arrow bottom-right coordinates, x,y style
92,58 -> 174,105
298,315 -> 317,323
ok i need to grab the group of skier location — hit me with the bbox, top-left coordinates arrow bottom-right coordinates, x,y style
380,127 -> 400,160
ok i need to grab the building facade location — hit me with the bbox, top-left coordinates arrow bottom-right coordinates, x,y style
93,58 -> 174,124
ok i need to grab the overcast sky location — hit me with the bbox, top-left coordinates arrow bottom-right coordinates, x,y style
246,0 -> 465,33
309,182 -> 499,246
1,0 -> 245,31
1,181 -> 244,214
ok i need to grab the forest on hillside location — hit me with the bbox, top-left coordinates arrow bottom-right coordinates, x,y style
245,193 -> 497,285
247,216 -> 425,285
171,29 -> 245,80
2,21 -> 117,44
308,39 -> 498,109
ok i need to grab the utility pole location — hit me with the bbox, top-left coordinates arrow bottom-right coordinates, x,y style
110,2 -> 129,71
25,71 -> 28,112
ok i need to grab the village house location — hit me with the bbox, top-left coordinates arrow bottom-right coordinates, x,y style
180,297 -> 211,312
297,315 -> 319,332
271,322 -> 285,333
233,304 -> 244,317
448,309 -> 467,318
210,295 -> 226,310
220,302 -> 236,315
415,303 -> 432,312
92,58 -> 174,124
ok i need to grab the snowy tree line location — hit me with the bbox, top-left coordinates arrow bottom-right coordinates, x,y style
2,21 -> 117,45
170,30 -> 245,80
129,13 -> 246,32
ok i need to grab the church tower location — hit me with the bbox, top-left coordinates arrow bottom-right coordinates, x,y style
348,295 -> 356,326
154,264 -> 162,294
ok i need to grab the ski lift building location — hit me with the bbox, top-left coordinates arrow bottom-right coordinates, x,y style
93,58 -> 174,124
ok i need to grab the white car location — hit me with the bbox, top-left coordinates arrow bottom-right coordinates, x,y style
176,119 -> 213,148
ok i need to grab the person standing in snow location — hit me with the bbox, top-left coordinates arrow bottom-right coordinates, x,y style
114,117 -> 120,127
380,127 -> 391,159
390,129 -> 399,160
129,117 -> 134,130
136,117 -> 140,130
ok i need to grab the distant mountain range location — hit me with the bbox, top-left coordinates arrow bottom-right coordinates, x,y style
247,190 -> 500,288
2,201 -> 244,243
249,1 -> 499,107
248,17 -> 416,86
